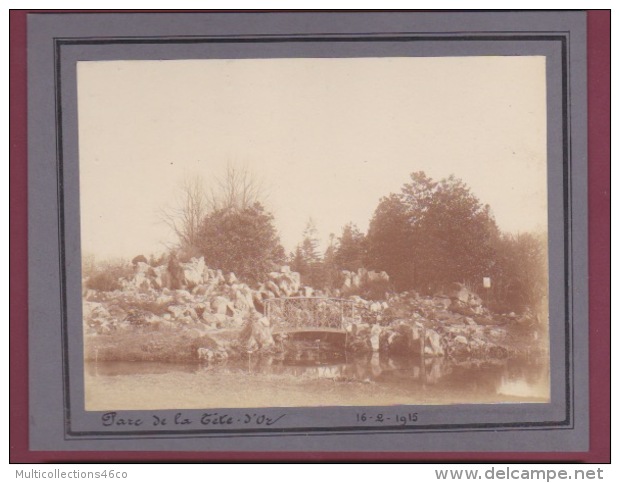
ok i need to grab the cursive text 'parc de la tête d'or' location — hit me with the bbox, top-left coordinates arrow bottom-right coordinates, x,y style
100,411 -> 286,428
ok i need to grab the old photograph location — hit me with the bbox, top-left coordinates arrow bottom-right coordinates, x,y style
79,56 -> 550,410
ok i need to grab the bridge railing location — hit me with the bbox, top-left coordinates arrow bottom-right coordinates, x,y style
264,297 -> 356,333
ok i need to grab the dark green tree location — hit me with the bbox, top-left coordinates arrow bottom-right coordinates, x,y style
366,193 -> 416,290
300,218 -> 321,264
414,175 -> 499,292
197,202 -> 285,284
366,172 -> 499,293
490,232 -> 547,314
334,223 -> 367,272
400,171 -> 438,225
291,218 -> 324,287
321,233 -> 339,290
289,246 -> 308,277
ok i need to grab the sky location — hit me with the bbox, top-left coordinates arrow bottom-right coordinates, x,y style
77,56 -> 547,260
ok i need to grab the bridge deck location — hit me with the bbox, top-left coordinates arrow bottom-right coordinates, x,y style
272,327 -> 346,335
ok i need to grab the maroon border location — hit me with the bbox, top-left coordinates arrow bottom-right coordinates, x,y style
9,9 -> 610,463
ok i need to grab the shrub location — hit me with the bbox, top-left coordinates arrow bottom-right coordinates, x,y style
86,272 -> 122,292
197,203 -> 285,284
357,279 -> 392,301
84,260 -> 132,292
116,299 -> 170,317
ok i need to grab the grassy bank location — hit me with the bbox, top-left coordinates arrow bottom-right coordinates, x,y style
84,326 -> 241,363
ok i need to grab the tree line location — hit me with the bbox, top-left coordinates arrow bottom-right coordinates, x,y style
165,167 -> 547,315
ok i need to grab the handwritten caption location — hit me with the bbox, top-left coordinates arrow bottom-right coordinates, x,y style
101,411 -> 286,428
100,410 -> 419,429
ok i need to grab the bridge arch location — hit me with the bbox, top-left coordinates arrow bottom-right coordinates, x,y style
264,297 -> 357,334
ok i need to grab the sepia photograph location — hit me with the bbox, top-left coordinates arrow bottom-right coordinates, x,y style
78,56 -> 550,411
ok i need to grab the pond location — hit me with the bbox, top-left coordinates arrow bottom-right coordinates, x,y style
84,351 -> 550,410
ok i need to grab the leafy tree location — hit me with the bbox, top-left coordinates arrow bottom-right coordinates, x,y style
197,202 -> 285,284
490,232 -> 547,314
366,193 -> 416,290
367,172 -> 499,293
414,175 -> 499,292
401,171 -> 438,224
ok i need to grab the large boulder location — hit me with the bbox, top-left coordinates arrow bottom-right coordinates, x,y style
226,272 -> 238,285
83,301 -> 118,334
206,269 -> 225,284
369,302 -> 382,313
340,269 -> 390,295
341,271 -> 353,291
448,335 -> 470,357
167,304 -> 199,323
265,280 -> 281,297
173,289 -> 193,304
234,289 -> 253,313
449,283 -> 483,307
238,314 -> 274,351
277,279 -> 293,297
83,301 -> 107,319
166,254 -> 184,290
212,296 -> 235,316
424,328 -> 444,356
288,271 -> 301,289
367,270 -> 389,283
202,312 -> 228,328
267,268 -> 301,296
192,283 -> 214,297
193,302 -> 209,318
151,265 -> 169,289
124,261 -> 152,290
180,257 -> 206,288
382,321 -> 423,356
155,293 -> 174,306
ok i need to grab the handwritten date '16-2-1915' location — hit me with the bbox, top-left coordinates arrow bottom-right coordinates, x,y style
356,412 -> 418,425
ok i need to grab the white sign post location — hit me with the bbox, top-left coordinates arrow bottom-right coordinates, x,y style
482,277 -> 491,306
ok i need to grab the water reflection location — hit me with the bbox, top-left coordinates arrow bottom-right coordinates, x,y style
86,350 -> 549,402
497,359 -> 550,399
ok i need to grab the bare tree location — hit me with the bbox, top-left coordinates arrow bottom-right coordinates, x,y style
207,163 -> 266,212
159,176 -> 208,255
160,164 -> 267,256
